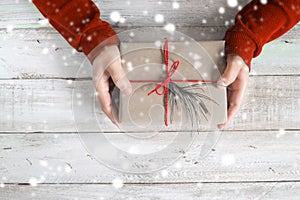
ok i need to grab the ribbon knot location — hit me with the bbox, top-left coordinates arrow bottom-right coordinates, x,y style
147,39 -> 179,126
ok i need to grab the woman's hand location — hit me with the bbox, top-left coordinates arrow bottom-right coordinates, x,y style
92,45 -> 132,126
217,55 -> 249,129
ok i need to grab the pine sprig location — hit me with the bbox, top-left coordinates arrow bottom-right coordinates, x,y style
168,82 -> 218,129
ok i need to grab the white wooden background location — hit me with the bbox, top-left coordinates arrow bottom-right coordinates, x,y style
0,0 -> 300,199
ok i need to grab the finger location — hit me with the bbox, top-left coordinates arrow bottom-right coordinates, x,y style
218,96 -> 241,129
228,71 -> 249,117
217,55 -> 246,87
218,67 -> 249,129
96,71 -> 119,125
106,57 -> 132,95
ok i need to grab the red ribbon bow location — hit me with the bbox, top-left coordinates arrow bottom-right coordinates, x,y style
147,39 -> 179,126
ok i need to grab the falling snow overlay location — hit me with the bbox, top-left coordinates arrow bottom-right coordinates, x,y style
0,0 -> 299,199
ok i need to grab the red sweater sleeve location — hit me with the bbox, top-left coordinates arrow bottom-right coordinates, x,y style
224,0 -> 300,69
32,0 -> 119,64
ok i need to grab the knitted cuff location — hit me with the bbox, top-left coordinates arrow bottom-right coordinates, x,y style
80,21 -> 119,64
224,30 -> 257,70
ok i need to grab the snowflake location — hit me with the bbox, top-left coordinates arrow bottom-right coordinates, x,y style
112,178 -> 123,189
196,182 -> 203,188
6,25 -> 14,32
119,17 -> 126,23
129,32 -> 135,37
218,7 -> 225,14
164,23 -> 176,32
87,36 -> 92,41
76,93 -> 82,98
161,169 -> 168,177
221,154 -> 235,166
260,0 -> 268,5
65,165 -> 72,173
193,54 -> 201,60
0,183 -> 4,188
227,0 -> 238,8
110,11 -> 121,22
128,145 -> 140,154
77,100 -> 82,106
39,176 -> 46,183
57,166 -> 62,172
41,48 -> 49,55
194,61 -> 202,69
39,160 -> 48,167
142,10 -> 148,16
155,40 -> 162,48
29,177 -> 38,187
174,161 -> 182,169
242,113 -> 247,120
154,14 -> 164,23
139,112 -> 144,117
38,18 -> 49,25
276,129 -> 285,138
172,2 -> 180,9
126,62 -> 133,71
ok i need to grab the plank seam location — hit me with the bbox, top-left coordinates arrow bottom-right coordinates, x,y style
2,180 -> 300,185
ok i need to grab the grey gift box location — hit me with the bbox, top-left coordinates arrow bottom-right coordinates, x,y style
116,41 -> 227,131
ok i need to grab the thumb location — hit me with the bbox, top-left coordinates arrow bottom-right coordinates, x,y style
217,55 -> 246,87
107,57 -> 132,95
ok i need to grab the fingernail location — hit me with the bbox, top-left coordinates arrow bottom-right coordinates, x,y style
116,78 -> 132,95
217,124 -> 225,129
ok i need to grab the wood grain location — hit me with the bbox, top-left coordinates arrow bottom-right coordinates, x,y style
1,0 -> 299,198
0,76 -> 299,132
0,29 -> 299,80
0,131 -> 299,183
1,182 -> 299,200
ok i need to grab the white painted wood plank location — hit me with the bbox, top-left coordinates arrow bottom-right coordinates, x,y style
1,182 -> 299,200
0,28 -> 225,79
0,0 -> 249,28
0,29 -> 299,79
0,29 -> 85,79
0,76 -> 299,132
0,131 -> 299,183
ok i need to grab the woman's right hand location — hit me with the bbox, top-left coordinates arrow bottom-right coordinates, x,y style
217,55 -> 250,129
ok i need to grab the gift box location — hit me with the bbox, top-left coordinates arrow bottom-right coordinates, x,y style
115,40 -> 227,131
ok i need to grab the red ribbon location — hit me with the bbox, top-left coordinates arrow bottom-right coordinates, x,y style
147,39 -> 179,126
130,39 -> 218,127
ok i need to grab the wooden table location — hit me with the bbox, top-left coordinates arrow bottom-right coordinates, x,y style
0,1 -> 299,199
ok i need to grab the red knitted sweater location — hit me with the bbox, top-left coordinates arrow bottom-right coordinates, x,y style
225,0 -> 300,69
32,0 -> 119,64
33,0 -> 300,67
